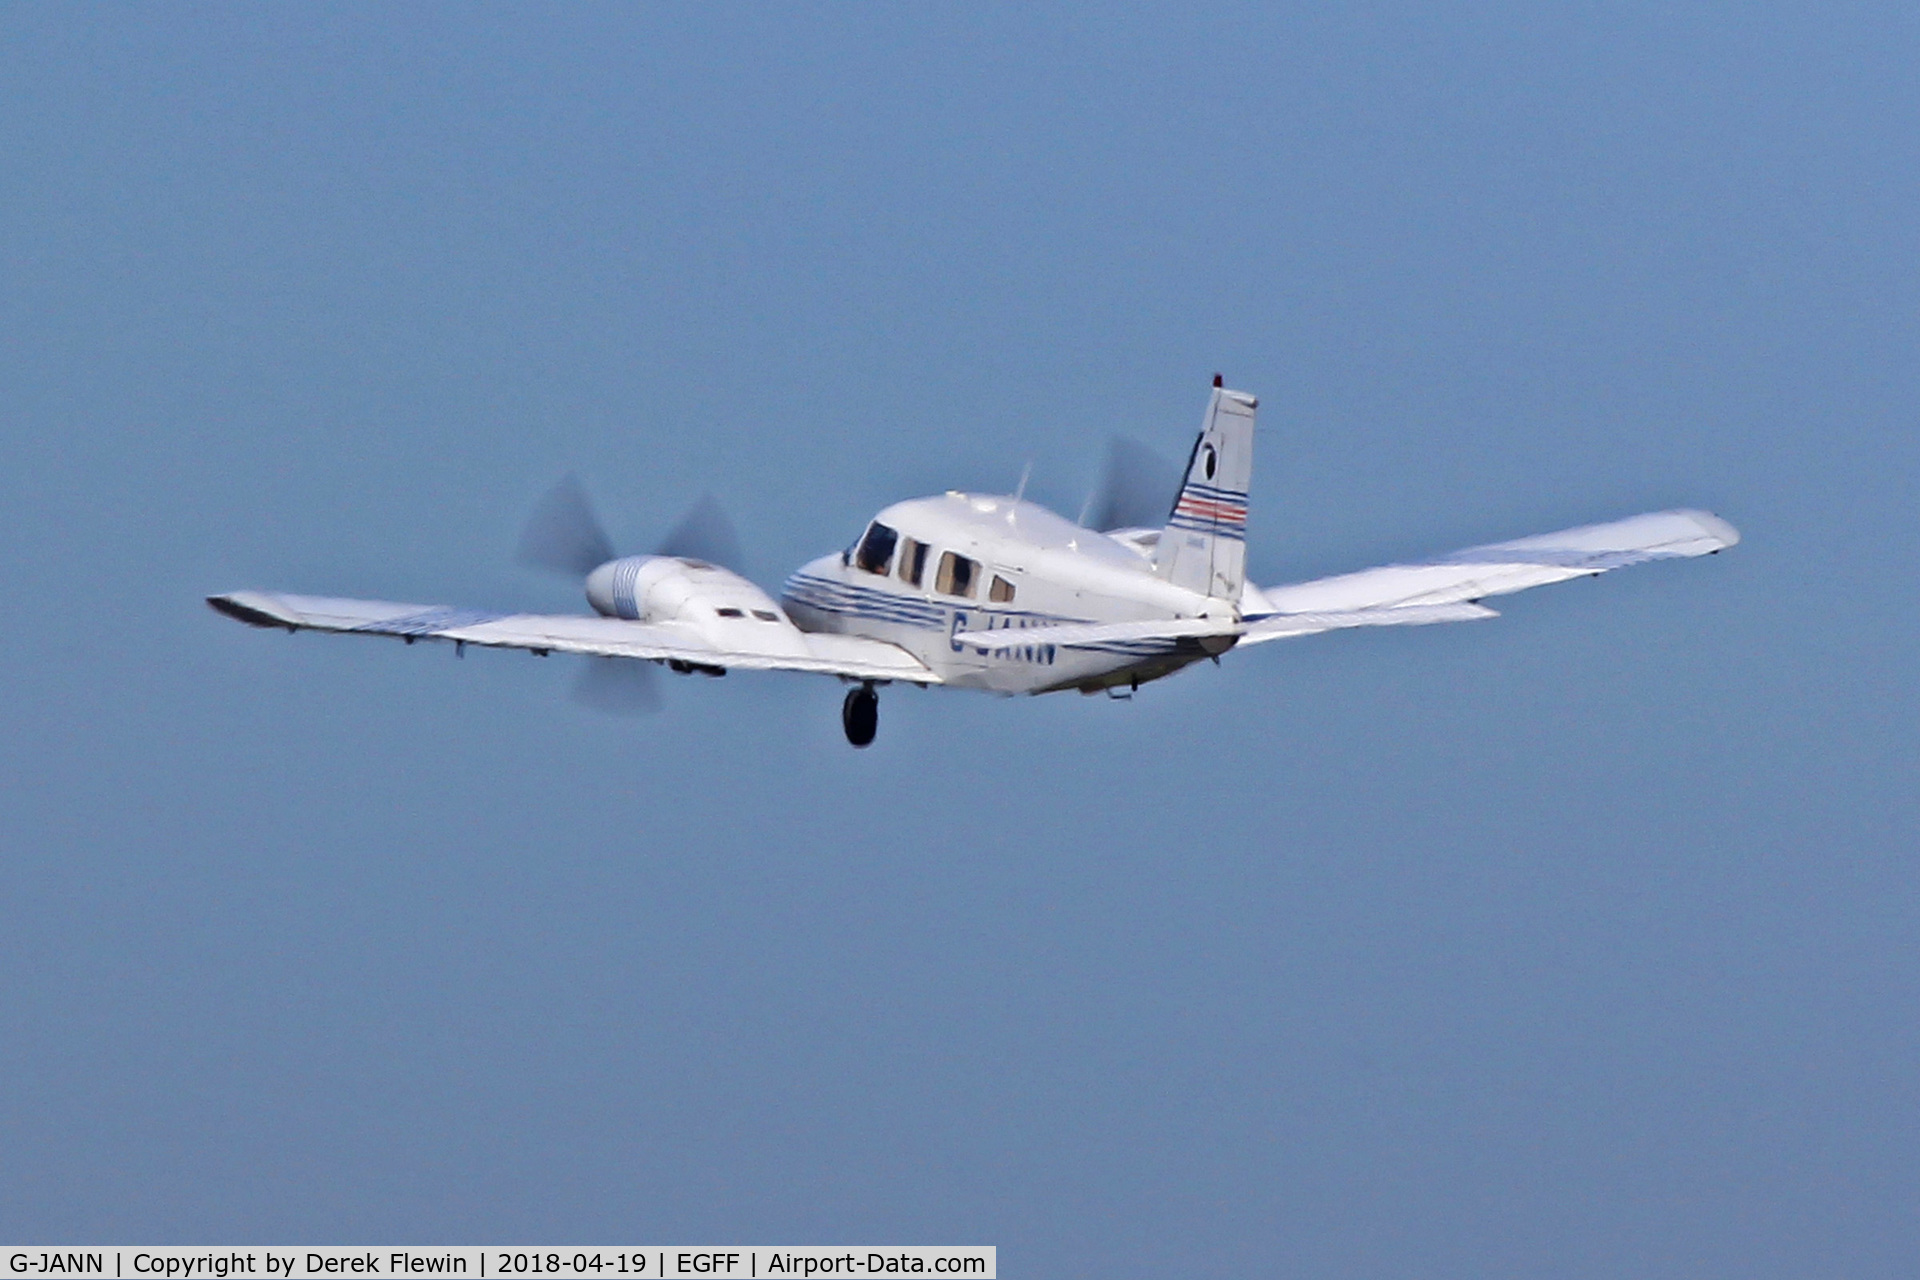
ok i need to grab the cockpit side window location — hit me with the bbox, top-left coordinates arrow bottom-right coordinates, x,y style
935,550 -> 979,598
898,537 -> 929,587
989,574 -> 1016,603
854,522 -> 899,575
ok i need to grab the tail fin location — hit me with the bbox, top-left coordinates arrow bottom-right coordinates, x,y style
1154,379 -> 1255,600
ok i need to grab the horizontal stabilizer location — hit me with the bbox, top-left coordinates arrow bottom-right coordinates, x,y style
952,616 -> 1239,650
951,601 -> 1496,652
1238,601 -> 1497,645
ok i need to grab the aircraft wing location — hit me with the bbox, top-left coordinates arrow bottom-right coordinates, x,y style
1246,508 -> 1738,626
951,509 -> 1735,654
207,591 -> 939,684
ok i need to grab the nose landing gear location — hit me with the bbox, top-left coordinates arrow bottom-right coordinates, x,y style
841,683 -> 879,748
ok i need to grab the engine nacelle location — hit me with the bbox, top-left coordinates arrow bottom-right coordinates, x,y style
584,555 -> 787,628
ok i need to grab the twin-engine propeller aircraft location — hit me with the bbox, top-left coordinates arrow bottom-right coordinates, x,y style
208,378 -> 1738,746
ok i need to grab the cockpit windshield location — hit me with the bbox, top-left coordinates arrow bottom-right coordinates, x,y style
853,521 -> 899,575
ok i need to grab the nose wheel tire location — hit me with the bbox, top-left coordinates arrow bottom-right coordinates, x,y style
842,685 -> 878,747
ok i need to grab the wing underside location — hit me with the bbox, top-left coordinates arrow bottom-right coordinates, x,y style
207,591 -> 938,684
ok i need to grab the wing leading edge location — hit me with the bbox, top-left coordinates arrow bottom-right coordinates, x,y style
207,591 -> 939,684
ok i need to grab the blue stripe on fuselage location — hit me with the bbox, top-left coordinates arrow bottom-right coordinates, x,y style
782,573 -> 1188,660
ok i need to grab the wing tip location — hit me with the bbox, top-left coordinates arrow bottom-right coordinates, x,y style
206,592 -> 288,629
1675,509 -> 1741,551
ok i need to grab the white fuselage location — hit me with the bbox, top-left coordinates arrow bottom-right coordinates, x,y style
781,492 -> 1249,694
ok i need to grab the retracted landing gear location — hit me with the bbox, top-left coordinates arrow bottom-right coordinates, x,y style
841,683 -> 879,748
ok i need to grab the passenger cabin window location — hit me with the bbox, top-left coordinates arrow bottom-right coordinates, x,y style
854,522 -> 898,575
935,551 -> 979,598
989,574 -> 1016,603
898,537 -> 929,587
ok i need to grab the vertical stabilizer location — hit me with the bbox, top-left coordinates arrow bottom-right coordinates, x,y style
1154,381 -> 1255,600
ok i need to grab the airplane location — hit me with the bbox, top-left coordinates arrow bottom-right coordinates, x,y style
207,377 -> 1739,746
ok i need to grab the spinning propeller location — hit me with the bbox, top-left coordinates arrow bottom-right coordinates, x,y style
515,474 -> 614,577
516,475 -> 743,716
1082,436 -> 1181,532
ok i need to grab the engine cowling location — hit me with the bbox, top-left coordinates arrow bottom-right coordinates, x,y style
584,555 -> 787,627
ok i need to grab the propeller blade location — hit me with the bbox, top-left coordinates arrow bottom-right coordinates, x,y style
1084,436 -> 1181,531
655,493 -> 743,570
571,655 -> 662,716
518,474 -> 617,577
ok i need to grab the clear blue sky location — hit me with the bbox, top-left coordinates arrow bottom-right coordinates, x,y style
3,5 -> 1916,1274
